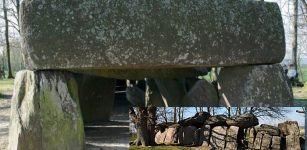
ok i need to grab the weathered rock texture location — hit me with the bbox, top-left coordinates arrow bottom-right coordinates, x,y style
218,64 -> 293,106
154,113 -> 302,149
21,0 -> 284,72
182,80 -> 219,106
75,73 -> 115,122
209,126 -> 227,149
9,70 -> 84,150
226,113 -> 259,128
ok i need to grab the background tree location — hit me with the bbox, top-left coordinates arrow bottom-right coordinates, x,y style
129,107 -> 157,146
2,0 -> 13,78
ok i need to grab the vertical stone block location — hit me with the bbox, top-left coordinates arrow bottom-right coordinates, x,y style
154,130 -> 166,145
75,73 -> 115,122
247,127 -> 256,149
218,64 -> 293,107
271,136 -> 281,149
210,126 -> 227,149
286,135 -> 301,150
164,127 -> 178,145
199,125 -> 211,146
225,126 -> 239,150
261,133 -> 272,149
9,70 -> 84,150
178,126 -> 197,146
253,131 -> 264,150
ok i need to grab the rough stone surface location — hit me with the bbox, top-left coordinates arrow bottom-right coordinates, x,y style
154,131 -> 166,145
278,121 -> 300,136
145,79 -> 164,106
178,126 -> 197,146
258,124 -> 280,136
271,136 -> 281,149
204,115 -> 228,126
164,127 -> 178,145
9,70 -> 84,150
253,131 -> 264,150
226,113 -> 259,128
218,64 -> 293,106
260,133 -> 272,149
247,127 -> 256,149
21,0 -> 284,71
225,126 -> 239,149
286,135 -> 301,150
198,125 -> 210,147
155,79 -> 186,106
182,80 -> 219,106
75,73 -> 115,122
178,112 -> 211,128
210,126 -> 227,149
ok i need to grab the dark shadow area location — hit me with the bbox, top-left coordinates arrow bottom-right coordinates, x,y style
84,80 -> 129,150
0,94 -> 12,100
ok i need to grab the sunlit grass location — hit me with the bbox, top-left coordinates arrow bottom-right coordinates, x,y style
0,79 -> 14,96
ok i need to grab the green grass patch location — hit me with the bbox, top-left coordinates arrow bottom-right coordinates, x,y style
0,79 -> 14,94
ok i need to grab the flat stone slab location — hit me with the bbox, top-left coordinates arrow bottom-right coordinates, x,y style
21,0 -> 284,72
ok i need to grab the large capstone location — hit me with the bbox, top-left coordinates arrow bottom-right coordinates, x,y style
75,73 -> 115,122
9,70 -> 84,150
218,64 -> 293,106
21,0 -> 285,78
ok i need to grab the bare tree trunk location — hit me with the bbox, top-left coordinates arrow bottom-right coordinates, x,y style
147,107 -> 157,146
301,0 -> 307,14
173,107 -> 177,123
137,107 -> 148,146
3,0 -> 13,79
129,107 -> 149,146
249,107 -> 254,114
227,107 -> 231,118
292,0 -> 298,74
177,107 -> 181,121
163,107 -> 168,122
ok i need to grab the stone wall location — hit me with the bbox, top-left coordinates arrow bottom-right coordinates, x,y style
154,113 -> 303,149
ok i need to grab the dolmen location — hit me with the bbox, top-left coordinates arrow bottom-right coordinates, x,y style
10,0 -> 293,149
155,113 -> 303,150
155,112 -> 259,149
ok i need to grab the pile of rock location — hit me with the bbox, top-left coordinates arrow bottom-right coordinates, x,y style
247,121 -> 303,149
155,112 -> 303,149
155,112 -> 259,149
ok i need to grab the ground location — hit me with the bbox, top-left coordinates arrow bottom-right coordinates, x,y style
293,65 -> 307,100
0,79 -> 13,150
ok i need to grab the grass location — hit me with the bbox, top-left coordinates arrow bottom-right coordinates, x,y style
0,79 -> 14,97
293,65 -> 307,100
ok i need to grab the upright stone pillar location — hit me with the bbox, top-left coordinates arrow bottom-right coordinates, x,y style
218,64 -> 293,106
271,136 -> 281,149
75,73 -> 115,122
225,126 -> 239,150
261,134 -> 272,149
199,125 -> 211,146
246,127 -> 256,149
9,70 -> 84,150
210,126 -> 227,149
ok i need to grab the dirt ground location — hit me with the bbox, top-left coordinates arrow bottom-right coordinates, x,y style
0,91 -> 11,150
0,91 -> 129,150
